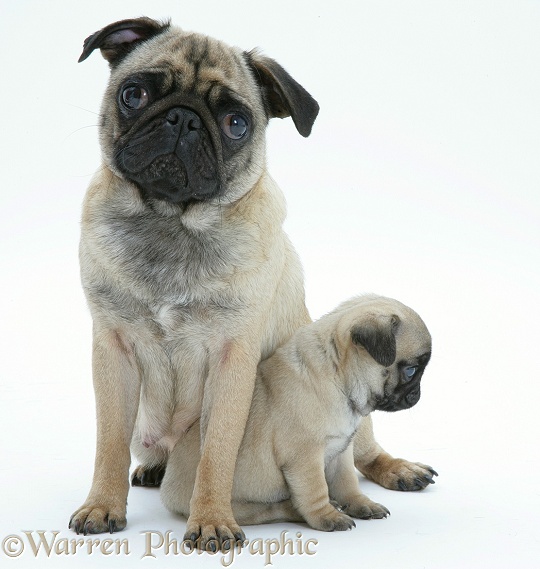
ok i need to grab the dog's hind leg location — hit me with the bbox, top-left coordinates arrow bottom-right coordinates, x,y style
353,415 -> 438,491
131,463 -> 167,487
232,499 -> 303,525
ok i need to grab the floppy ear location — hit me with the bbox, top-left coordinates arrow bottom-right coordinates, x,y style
351,315 -> 400,367
245,50 -> 319,137
78,17 -> 170,66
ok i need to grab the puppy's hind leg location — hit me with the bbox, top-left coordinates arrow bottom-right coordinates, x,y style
233,500 -> 303,526
353,415 -> 438,491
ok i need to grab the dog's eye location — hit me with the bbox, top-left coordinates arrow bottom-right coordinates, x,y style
222,114 -> 248,139
121,86 -> 149,110
404,366 -> 417,380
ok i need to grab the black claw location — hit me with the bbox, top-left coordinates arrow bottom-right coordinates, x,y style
398,480 -> 408,491
109,519 -> 117,534
429,468 -> 439,477
68,515 -> 74,530
222,539 -> 231,552
234,531 -> 246,544
73,520 -> 82,535
414,477 -> 427,488
207,540 -> 217,553
182,539 -> 194,552
132,465 -> 166,487
182,532 -> 199,548
83,521 -> 91,536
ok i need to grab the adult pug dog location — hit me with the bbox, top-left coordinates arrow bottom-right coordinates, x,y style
162,295 -> 433,533
70,17 -> 436,549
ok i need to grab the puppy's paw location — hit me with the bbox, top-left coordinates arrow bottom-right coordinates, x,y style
306,506 -> 356,532
342,496 -> 390,520
69,503 -> 127,535
359,455 -> 438,491
131,464 -> 166,487
183,516 -> 246,552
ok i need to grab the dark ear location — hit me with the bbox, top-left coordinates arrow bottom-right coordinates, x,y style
78,17 -> 170,66
351,315 -> 400,367
245,50 -> 319,137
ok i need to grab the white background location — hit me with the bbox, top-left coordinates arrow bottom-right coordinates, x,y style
1,1 -> 539,567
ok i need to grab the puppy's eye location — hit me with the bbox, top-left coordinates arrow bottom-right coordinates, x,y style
404,366 -> 417,380
121,86 -> 149,110
222,114 -> 248,139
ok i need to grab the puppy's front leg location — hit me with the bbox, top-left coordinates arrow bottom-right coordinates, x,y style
282,448 -> 356,532
70,328 -> 140,534
184,339 -> 258,550
327,444 -> 389,520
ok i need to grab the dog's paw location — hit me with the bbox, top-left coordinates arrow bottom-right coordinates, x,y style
342,496 -> 390,520
359,455 -> 438,491
69,503 -> 127,535
183,516 -> 246,552
314,512 -> 356,532
131,464 -> 166,487
306,505 -> 356,532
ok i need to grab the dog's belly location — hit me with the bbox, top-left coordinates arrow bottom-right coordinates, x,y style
131,301 -> 233,456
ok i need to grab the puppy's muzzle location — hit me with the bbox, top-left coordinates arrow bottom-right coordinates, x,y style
118,106 -> 220,203
375,371 -> 424,412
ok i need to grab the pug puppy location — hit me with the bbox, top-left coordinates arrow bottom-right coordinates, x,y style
70,17 -> 436,550
161,295 -> 434,534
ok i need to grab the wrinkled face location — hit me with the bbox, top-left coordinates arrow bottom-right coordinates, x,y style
100,30 -> 268,205
372,350 -> 431,412
80,18 -> 318,206
338,296 -> 432,414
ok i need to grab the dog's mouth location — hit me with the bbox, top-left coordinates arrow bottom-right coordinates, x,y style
375,382 -> 421,412
124,154 -> 218,203
115,106 -> 221,203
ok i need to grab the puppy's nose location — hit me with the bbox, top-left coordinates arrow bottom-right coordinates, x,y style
165,107 -> 202,136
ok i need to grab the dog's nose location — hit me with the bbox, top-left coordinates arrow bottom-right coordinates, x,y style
165,107 -> 202,136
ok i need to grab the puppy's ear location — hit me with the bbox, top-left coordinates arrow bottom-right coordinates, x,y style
351,315 -> 400,367
245,50 -> 319,137
78,17 -> 170,66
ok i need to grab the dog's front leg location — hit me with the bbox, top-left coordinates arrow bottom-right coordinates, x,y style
281,446 -> 356,532
326,444 -> 389,520
69,328 -> 140,534
184,339 -> 258,551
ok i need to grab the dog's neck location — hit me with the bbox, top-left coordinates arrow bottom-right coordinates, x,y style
279,326 -> 373,420
103,167 -> 285,238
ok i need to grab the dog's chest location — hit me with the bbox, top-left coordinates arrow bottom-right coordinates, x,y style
154,303 -> 180,332
117,218 -> 230,289
85,205 -> 252,310
324,414 -> 359,465
150,300 -> 231,340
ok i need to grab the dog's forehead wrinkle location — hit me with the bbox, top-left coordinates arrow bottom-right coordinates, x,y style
167,30 -> 247,78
